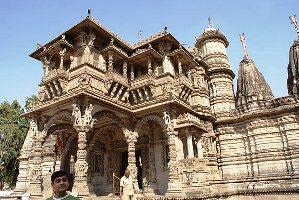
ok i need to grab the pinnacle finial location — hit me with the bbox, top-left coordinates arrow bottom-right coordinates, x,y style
138,30 -> 142,42
87,9 -> 92,18
289,15 -> 299,39
240,33 -> 250,60
164,26 -> 168,33
208,17 -> 214,28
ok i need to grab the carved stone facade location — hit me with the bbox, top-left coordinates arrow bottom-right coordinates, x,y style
13,13 -> 299,199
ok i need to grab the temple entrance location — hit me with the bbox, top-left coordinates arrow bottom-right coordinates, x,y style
119,150 -> 143,190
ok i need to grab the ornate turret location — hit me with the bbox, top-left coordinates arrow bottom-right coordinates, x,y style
287,15 -> 299,96
236,33 -> 273,111
195,18 -> 235,119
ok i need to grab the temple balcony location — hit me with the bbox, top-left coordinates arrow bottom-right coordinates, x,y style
38,68 -> 68,102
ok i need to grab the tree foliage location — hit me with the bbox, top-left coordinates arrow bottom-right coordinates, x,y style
0,100 -> 29,187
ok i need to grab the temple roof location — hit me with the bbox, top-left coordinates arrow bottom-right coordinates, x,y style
236,57 -> 273,105
30,16 -> 134,60
30,15 -> 186,60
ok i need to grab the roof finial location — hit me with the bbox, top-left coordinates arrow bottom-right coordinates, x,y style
87,9 -> 92,18
164,26 -> 168,33
289,15 -> 299,39
36,43 -> 42,50
138,30 -> 142,42
240,33 -> 250,60
208,17 -> 214,28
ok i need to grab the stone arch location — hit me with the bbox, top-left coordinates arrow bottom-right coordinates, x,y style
44,110 -> 72,134
60,134 -> 78,162
134,114 -> 167,134
93,110 -> 126,132
60,134 -> 78,174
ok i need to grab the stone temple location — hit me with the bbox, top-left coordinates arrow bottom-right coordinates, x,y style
12,12 -> 299,199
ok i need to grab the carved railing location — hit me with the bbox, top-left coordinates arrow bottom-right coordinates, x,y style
42,69 -> 67,83
130,74 -> 154,88
39,69 -> 68,102
107,70 -> 129,87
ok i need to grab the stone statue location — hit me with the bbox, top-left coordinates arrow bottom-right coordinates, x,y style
83,104 -> 94,126
72,103 -> 81,125
163,111 -> 172,131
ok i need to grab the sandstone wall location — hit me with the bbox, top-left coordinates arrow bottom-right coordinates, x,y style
216,105 -> 299,196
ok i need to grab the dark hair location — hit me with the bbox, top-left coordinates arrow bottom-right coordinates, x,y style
51,170 -> 69,183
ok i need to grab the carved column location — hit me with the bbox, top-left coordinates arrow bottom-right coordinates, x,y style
147,127 -> 157,194
130,66 -> 134,81
166,131 -> 183,196
123,61 -> 128,77
108,50 -> 113,71
197,138 -> 204,159
125,130 -> 138,182
41,56 -> 50,77
186,131 -> 194,159
72,103 -> 95,199
177,56 -> 182,75
59,48 -> 66,70
28,126 -> 44,199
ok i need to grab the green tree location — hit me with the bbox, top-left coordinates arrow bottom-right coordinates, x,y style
25,95 -> 38,111
0,100 -> 29,187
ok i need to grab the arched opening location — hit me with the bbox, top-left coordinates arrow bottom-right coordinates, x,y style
134,114 -> 169,195
88,110 -> 127,196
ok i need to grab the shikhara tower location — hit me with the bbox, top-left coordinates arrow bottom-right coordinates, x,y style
11,11 -> 299,200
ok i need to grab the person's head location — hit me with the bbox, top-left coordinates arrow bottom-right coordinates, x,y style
51,170 -> 70,197
125,169 -> 130,177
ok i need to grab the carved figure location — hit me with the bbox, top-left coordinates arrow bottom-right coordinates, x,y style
84,104 -> 94,126
72,103 -> 81,125
163,111 -> 172,131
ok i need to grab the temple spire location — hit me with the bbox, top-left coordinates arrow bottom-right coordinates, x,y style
236,34 -> 273,112
289,15 -> 299,39
240,33 -> 250,60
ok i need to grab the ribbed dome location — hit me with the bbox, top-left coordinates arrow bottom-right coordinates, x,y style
236,57 -> 273,108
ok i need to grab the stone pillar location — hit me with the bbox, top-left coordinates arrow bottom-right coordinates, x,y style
73,130 -> 90,197
41,56 -> 50,77
72,103 -> 95,199
28,129 -> 44,199
108,50 -> 113,71
166,131 -> 183,196
177,56 -> 182,75
127,138 -> 137,180
59,48 -> 66,70
147,130 -> 157,194
197,138 -> 204,159
147,57 -> 152,75
15,119 -> 37,194
123,61 -> 128,77
125,130 -> 138,183
186,132 -> 194,159
130,66 -> 134,81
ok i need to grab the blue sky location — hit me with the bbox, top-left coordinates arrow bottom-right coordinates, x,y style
0,0 -> 298,106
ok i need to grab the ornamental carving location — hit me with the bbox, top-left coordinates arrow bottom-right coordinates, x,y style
157,41 -> 173,55
72,103 -> 95,131
124,130 -> 138,142
75,161 -> 88,178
